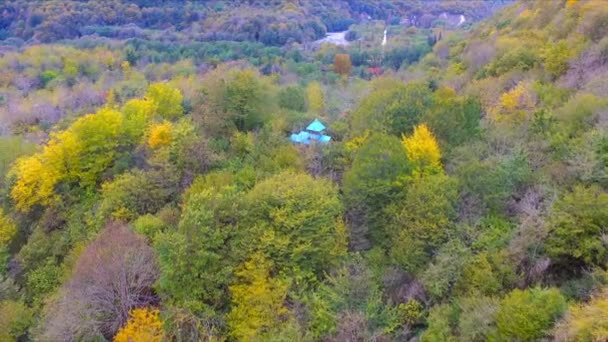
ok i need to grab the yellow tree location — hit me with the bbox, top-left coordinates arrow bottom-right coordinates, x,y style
9,107 -> 132,211
147,122 -> 173,149
402,124 -> 442,175
9,154 -> 61,212
306,82 -> 325,115
555,288 -> 608,341
114,307 -> 164,342
227,253 -> 290,341
489,82 -> 535,123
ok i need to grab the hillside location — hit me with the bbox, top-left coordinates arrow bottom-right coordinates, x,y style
0,0 -> 507,44
0,0 -> 607,341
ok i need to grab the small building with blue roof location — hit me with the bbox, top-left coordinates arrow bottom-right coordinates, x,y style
290,119 -> 332,145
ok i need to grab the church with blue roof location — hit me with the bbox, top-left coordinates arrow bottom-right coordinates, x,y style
290,119 -> 332,145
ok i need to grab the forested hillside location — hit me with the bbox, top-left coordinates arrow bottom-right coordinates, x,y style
0,0 -> 607,341
0,0 -> 505,44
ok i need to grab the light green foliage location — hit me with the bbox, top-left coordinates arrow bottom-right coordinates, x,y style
121,98 -> 155,141
496,287 -> 566,341
543,40 -> 573,80
546,185 -> 608,267
150,118 -> 210,177
457,296 -> 499,342
388,173 -> 458,273
306,82 -> 325,115
455,252 -> 502,296
0,136 -> 36,181
243,171 -> 345,282
25,258 -> 61,307
132,214 -> 166,240
60,107 -> 126,187
0,300 -> 34,342
420,240 -> 471,300
555,93 -> 608,134
40,69 -> 59,87
532,82 -> 571,109
420,304 -> 457,342
469,215 -> 515,252
482,46 -> 540,77
146,82 -> 184,120
16,228 -> 69,276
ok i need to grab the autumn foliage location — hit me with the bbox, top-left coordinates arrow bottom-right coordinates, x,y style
41,223 -> 159,341
114,307 -> 164,342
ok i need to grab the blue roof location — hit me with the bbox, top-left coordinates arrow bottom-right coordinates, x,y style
290,130 -> 331,145
306,119 -> 326,132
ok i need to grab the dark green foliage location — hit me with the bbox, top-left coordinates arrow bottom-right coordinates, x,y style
424,93 -> 481,148
308,256 -> 404,339
278,86 -> 308,112
99,169 -> 179,222
456,151 -> 532,214
343,134 -> 410,247
155,185 -> 241,316
350,80 -> 434,136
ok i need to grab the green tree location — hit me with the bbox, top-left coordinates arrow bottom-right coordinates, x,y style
545,185 -> 608,268
387,173 -> 458,273
420,304 -> 457,342
99,169 -> 178,222
343,134 -> 410,247
496,287 -> 566,341
278,85 -> 308,112
543,40 -> 572,80
423,89 -> 481,148
242,171 -> 345,282
224,69 -> 272,131
350,79 -> 433,137
146,83 -> 184,120
0,300 -> 34,342
155,186 -> 241,316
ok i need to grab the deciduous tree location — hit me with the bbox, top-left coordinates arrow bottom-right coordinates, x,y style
114,307 -> 164,342
41,223 -> 159,341
227,253 -> 290,341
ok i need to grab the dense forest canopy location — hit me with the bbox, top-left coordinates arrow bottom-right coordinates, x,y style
0,0 -> 607,341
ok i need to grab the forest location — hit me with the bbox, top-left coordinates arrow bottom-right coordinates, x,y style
0,0 -> 607,341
